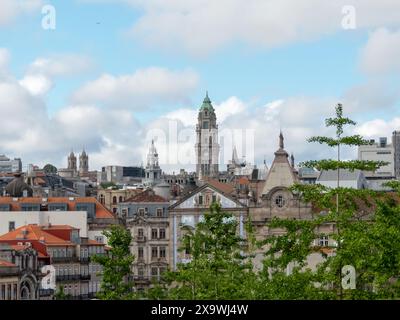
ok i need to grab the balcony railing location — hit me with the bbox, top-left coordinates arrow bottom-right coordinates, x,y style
51,256 -> 79,263
136,236 -> 146,242
80,274 -> 91,281
56,275 -> 80,282
39,289 -> 54,296
79,257 -> 91,264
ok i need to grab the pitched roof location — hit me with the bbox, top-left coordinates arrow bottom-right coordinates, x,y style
0,224 -> 74,246
202,178 -> 235,194
124,189 -> 168,203
262,133 -> 298,195
169,181 -> 245,210
0,196 -> 114,219
0,260 -> 16,267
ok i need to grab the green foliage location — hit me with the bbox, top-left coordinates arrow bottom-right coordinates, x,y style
100,182 -> 118,189
92,225 -> 135,300
155,203 -> 259,300
54,285 -> 71,300
260,104 -> 399,300
43,163 -> 57,174
301,104 -> 389,173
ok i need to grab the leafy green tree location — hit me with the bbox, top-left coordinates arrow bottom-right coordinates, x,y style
54,285 -> 71,300
259,103 -> 397,299
92,225 -> 135,300
160,203 -> 259,300
43,163 -> 57,174
100,182 -> 118,189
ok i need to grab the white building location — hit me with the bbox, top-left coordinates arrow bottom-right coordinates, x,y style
317,169 -> 368,189
0,211 -> 87,238
0,155 -> 22,173
358,137 -> 395,178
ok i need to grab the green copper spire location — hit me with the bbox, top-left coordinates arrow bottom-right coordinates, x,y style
200,91 -> 214,112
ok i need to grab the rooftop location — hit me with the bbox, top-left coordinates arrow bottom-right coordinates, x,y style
0,196 -> 114,219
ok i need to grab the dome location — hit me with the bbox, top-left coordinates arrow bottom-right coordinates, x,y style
5,175 -> 33,197
199,92 -> 215,112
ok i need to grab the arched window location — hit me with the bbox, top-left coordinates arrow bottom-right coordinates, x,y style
112,196 -> 117,204
275,195 -> 286,208
119,196 -> 123,203
100,194 -> 105,205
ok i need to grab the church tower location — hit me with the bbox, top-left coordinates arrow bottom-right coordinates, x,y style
68,150 -> 77,173
195,92 -> 220,180
79,148 -> 89,176
144,139 -> 162,186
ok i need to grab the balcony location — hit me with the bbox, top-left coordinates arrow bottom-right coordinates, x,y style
51,256 -> 79,263
39,289 -> 54,297
136,236 -> 146,243
56,275 -> 80,282
80,274 -> 91,281
79,257 -> 91,264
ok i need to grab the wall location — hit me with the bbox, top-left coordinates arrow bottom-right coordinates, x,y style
0,211 -> 87,237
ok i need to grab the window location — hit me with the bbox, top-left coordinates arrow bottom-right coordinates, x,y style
138,208 -> 145,216
112,196 -> 117,204
151,247 -> 158,258
156,208 -> 163,217
138,247 -> 144,259
319,235 -> 329,247
198,195 -> 203,205
8,221 -> 15,232
203,121 -> 209,129
212,195 -> 217,203
95,236 -> 104,244
151,229 -> 158,239
185,241 -> 191,255
138,228 -> 144,238
275,195 -> 286,208
159,247 -> 166,258
119,196 -> 123,203
99,194 -> 105,205
138,267 -> 145,277
159,228 -> 166,239
151,267 -> 158,277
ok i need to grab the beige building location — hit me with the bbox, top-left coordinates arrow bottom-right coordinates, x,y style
97,187 -> 142,214
118,190 -> 170,291
168,180 -> 248,270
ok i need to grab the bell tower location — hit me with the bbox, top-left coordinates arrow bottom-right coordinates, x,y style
195,92 -> 220,180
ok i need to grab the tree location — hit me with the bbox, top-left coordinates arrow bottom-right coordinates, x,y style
43,163 -> 57,174
92,225 -> 135,300
159,203 -> 259,300
54,284 -> 71,300
259,103 -> 397,299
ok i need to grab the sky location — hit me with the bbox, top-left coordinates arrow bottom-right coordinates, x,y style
0,0 -> 400,173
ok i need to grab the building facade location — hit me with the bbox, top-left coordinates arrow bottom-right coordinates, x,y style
0,155 -> 22,174
0,224 -> 106,300
168,180 -> 248,270
118,190 -> 170,290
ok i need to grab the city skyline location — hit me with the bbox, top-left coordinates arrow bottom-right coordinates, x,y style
0,1 -> 400,172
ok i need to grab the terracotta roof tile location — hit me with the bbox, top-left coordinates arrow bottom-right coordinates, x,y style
0,224 -> 74,246
0,260 -> 16,267
203,178 -> 235,194
0,196 -> 115,219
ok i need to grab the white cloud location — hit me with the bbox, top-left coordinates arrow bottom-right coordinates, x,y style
111,0 -> 400,56
355,118 -> 400,140
72,67 -> 199,109
0,0 -> 43,26
19,54 -> 93,96
27,55 -> 93,77
360,28 -> 400,75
